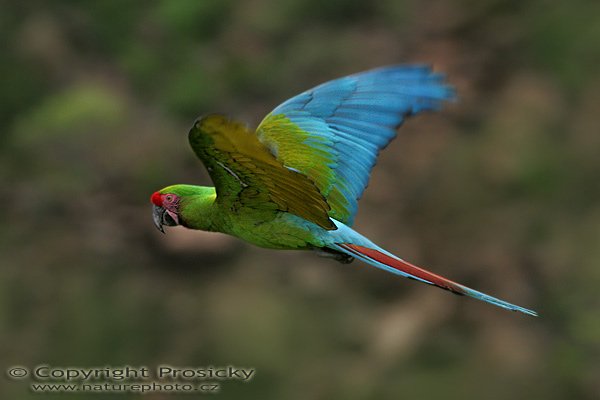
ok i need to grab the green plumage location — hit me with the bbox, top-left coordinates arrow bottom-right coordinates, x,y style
158,184 -> 324,249
154,113 -> 335,250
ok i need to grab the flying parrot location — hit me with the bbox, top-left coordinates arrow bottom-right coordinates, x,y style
151,65 -> 537,316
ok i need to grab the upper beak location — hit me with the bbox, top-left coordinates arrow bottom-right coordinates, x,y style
153,204 -> 166,233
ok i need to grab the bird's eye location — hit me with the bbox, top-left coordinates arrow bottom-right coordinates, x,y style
165,194 -> 174,202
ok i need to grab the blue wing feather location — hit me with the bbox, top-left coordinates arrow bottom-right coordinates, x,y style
258,65 -> 455,225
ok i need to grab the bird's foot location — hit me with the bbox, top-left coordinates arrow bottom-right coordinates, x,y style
314,247 -> 355,264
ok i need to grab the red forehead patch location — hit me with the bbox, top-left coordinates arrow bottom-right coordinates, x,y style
150,192 -> 162,206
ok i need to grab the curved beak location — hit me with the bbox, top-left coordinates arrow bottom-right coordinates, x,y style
153,204 -> 166,233
152,205 -> 179,233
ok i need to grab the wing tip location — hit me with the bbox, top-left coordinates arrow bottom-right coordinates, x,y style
191,113 -> 229,131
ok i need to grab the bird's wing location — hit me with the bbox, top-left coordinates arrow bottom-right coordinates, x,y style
188,114 -> 335,230
256,65 -> 455,226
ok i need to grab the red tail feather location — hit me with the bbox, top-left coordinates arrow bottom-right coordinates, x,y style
339,243 -> 467,296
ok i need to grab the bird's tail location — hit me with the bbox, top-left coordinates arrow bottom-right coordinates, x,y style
328,221 -> 537,316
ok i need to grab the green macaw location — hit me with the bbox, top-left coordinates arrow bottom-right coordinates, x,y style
151,65 -> 537,316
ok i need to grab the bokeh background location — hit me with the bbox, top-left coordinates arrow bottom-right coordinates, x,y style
2,1 -> 599,399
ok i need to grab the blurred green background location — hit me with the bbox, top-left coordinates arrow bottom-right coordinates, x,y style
1,0 -> 599,399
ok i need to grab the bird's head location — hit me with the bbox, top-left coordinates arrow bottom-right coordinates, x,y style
150,184 -> 217,233
150,190 -> 181,233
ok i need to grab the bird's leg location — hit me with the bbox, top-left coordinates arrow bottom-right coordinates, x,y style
313,247 -> 355,264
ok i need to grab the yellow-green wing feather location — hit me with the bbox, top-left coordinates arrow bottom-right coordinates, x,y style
188,114 -> 335,230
